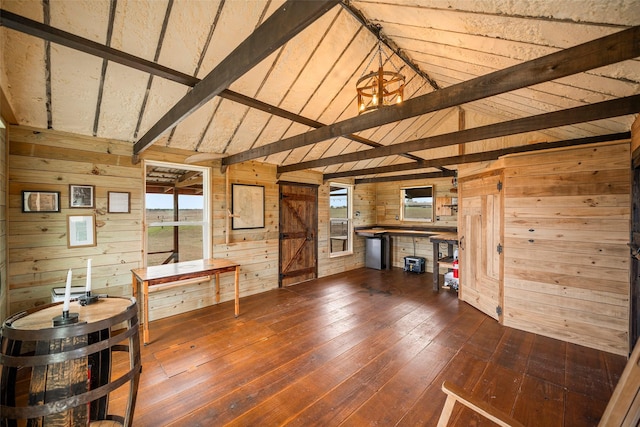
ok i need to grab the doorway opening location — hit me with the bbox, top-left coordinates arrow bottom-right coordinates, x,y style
144,160 -> 210,267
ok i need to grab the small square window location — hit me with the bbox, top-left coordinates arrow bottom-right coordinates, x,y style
401,186 -> 434,222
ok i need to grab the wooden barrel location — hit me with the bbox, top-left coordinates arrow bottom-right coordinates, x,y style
0,297 -> 141,427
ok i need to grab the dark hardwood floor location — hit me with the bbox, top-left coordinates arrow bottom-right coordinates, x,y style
110,267 -> 627,426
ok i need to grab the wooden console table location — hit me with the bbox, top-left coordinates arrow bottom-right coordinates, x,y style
131,259 -> 240,345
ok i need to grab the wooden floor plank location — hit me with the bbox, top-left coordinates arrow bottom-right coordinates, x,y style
565,342 -> 614,401
564,390 -> 609,427
526,333 -> 567,387
105,267 -> 626,426
513,374 -> 565,427
340,342 -> 454,426
491,327 -> 534,373
223,301 -> 432,425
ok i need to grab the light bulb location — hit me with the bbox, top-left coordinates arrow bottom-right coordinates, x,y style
372,94 -> 378,105
396,94 -> 402,104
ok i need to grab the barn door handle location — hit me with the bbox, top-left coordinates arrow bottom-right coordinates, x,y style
459,235 -> 465,250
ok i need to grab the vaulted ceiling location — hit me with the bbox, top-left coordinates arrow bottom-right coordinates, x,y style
1,0 -> 638,182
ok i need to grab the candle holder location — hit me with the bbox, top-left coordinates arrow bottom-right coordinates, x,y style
52,310 -> 79,326
78,291 -> 99,306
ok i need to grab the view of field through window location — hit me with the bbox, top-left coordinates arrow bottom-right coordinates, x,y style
146,193 -> 204,266
402,186 -> 433,221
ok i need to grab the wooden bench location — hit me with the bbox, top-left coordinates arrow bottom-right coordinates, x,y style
437,340 -> 640,426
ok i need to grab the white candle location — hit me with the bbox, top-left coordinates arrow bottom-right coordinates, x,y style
63,269 -> 72,312
86,259 -> 92,293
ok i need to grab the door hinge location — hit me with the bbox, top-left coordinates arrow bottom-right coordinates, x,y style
496,243 -> 503,254
497,180 -> 503,191
496,306 -> 503,316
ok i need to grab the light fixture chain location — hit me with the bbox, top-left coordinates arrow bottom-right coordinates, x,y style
359,42 -> 379,79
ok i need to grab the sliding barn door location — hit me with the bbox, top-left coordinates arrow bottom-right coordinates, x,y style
279,182 -> 318,287
459,172 -> 503,321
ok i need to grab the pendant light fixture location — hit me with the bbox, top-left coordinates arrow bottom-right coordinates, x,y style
356,39 -> 405,114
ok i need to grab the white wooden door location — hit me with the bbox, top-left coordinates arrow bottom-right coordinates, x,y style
458,172 -> 503,321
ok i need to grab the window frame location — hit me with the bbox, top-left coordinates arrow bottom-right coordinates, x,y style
400,185 -> 435,222
143,160 -> 211,266
328,182 -> 353,257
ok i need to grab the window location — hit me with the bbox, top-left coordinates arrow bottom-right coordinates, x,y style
401,185 -> 434,222
329,183 -> 353,256
144,161 -> 211,266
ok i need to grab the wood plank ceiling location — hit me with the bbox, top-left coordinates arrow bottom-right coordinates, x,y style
1,0 -> 639,182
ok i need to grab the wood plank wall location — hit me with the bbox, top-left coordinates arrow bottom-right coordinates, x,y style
374,178 -> 458,270
458,140 -> 630,355
0,121 -> 7,322
632,115 -> 640,158
7,126 -> 143,315
502,141 -> 630,355
5,126 -> 368,320
318,181 -> 374,277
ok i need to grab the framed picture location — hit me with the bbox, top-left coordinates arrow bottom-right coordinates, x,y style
69,184 -> 95,208
108,191 -> 131,213
67,214 -> 96,248
22,190 -> 60,213
232,184 -> 265,229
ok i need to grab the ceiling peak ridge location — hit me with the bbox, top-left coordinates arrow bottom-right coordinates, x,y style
369,2 -> 636,29
341,1 -> 440,90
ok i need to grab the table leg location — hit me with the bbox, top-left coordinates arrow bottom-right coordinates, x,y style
131,274 -> 137,299
234,266 -> 240,317
385,234 -> 392,270
433,241 -> 440,291
143,281 -> 150,345
215,272 -> 220,303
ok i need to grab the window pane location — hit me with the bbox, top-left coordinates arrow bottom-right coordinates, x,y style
147,225 -> 175,266
178,194 -> 203,220
330,219 -> 349,253
403,186 -> 434,221
329,183 -> 352,255
330,185 -> 348,219
146,193 -> 173,211
147,225 -> 203,266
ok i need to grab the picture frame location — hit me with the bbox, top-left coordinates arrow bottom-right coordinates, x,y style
69,184 -> 95,208
21,190 -> 60,213
67,214 -> 96,248
232,184 -> 265,229
108,191 -> 131,213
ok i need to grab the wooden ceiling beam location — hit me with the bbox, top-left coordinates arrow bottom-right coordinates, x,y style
225,25 -> 640,166
280,95 -> 640,173
0,10 -> 413,160
220,90 -> 424,162
133,0 -> 341,155
356,169 -> 456,184
0,9 -> 199,86
325,132 -> 630,181
2,11 -> 393,154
